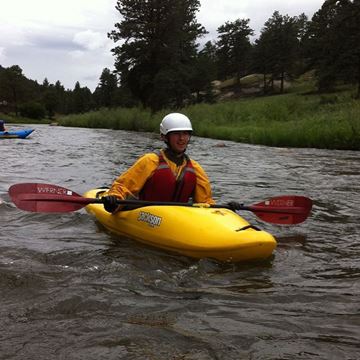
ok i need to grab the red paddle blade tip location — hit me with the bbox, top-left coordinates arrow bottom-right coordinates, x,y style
253,195 -> 313,225
8,183 -> 85,212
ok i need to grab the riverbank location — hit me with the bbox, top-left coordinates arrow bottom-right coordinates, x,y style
58,87 -> 360,150
2,85 -> 359,150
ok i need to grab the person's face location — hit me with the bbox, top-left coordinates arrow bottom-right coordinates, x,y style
167,131 -> 191,154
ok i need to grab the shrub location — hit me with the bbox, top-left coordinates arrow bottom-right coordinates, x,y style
19,102 -> 46,119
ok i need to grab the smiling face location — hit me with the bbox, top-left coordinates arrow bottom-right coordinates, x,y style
165,131 -> 191,154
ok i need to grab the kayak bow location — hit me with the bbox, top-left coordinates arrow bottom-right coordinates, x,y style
0,129 -> 34,139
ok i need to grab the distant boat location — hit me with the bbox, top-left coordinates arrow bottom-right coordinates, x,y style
0,129 -> 35,139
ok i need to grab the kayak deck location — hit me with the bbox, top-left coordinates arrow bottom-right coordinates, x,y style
84,188 -> 277,262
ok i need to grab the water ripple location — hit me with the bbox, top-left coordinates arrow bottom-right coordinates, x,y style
1,124 -> 359,359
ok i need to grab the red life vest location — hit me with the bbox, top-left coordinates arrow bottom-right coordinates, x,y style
139,153 -> 197,202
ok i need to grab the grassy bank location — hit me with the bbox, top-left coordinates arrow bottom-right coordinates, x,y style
187,91 -> 360,150
57,89 -> 360,150
3,84 -> 359,150
0,114 -> 51,125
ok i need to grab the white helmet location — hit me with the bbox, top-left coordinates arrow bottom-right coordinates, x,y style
160,113 -> 193,135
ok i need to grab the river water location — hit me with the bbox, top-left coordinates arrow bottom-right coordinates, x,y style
1,124 -> 359,359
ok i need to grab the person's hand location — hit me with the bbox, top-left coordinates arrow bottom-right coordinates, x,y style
102,196 -> 119,213
227,201 -> 243,211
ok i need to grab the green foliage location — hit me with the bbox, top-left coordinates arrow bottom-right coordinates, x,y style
42,89 -> 58,119
185,91 -> 360,150
0,64 -> 97,117
216,18 -> 254,82
108,0 -> 206,111
71,82 -> 94,113
93,68 -> 118,108
252,11 -> 308,93
57,84 -> 360,150
306,0 -> 360,96
58,107 -> 158,132
190,42 -> 218,102
19,102 -> 46,119
0,65 -> 29,115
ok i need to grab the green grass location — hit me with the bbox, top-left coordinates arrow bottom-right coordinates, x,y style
58,91 -> 360,150
2,82 -> 360,150
184,92 -> 360,149
0,114 -> 51,125
59,107 -> 159,132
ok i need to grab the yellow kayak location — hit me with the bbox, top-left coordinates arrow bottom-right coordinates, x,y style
84,188 -> 277,262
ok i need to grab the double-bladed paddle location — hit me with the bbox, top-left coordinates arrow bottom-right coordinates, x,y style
8,183 -> 312,225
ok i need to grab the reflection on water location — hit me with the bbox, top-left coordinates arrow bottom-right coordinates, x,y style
0,124 -> 359,359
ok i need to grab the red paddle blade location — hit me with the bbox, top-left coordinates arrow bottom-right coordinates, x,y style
250,195 -> 313,225
8,183 -> 92,213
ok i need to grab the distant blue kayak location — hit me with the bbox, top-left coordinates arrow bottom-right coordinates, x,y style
0,129 -> 34,139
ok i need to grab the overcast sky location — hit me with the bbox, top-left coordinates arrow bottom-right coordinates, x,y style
0,0 -> 325,92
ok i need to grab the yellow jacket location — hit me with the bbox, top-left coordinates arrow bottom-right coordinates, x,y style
107,149 -> 215,204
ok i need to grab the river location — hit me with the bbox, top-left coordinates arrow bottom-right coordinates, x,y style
1,124 -> 359,359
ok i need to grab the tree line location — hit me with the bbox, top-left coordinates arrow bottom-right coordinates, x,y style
0,0 -> 359,118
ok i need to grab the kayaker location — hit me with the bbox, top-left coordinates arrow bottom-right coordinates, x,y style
0,120 -> 6,132
102,112 -> 215,213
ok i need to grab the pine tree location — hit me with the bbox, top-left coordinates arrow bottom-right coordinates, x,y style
305,0 -> 342,91
108,0 -> 206,110
94,68 -> 118,108
0,65 -> 26,115
254,11 -> 305,93
216,18 -> 254,85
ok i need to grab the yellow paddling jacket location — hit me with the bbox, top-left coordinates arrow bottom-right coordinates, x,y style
107,149 -> 215,205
